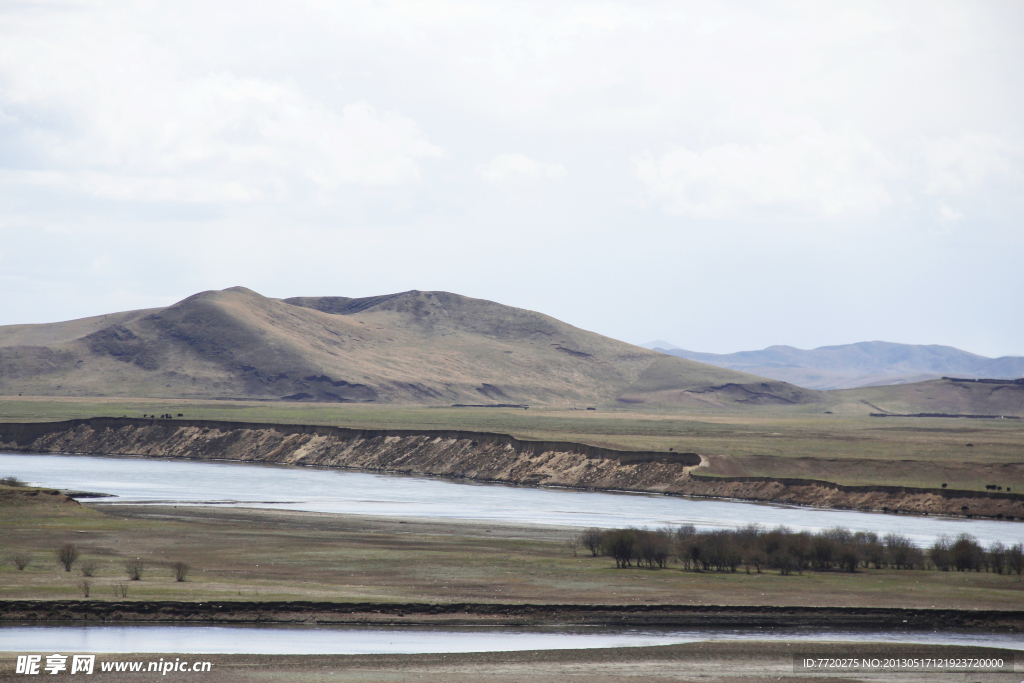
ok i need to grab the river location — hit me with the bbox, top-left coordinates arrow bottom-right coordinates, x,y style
1,624 -> 1021,654
2,453 -> 1021,546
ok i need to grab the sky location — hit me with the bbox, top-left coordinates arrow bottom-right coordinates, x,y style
1,0 -> 1022,357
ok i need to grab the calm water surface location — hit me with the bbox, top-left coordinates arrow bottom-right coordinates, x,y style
2,624 -> 1021,654
2,453 -> 1021,546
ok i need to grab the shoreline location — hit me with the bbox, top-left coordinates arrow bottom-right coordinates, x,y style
2,416 -> 1022,520
18,453 -> 1024,531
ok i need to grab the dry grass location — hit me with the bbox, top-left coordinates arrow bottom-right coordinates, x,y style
1,499 -> 1022,610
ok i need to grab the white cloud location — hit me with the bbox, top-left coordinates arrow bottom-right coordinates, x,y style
923,132 -> 1018,195
0,21 -> 444,203
633,120 -> 900,219
477,153 -> 567,187
939,204 -> 964,222
1,0 -> 1023,355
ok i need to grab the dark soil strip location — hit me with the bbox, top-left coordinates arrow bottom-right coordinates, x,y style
2,601 -> 1021,631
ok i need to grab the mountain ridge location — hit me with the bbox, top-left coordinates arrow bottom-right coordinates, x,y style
0,287 -> 816,408
642,340 -> 1024,390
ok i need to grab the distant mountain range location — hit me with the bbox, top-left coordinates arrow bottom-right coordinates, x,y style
640,341 -> 1024,391
0,287 -> 816,408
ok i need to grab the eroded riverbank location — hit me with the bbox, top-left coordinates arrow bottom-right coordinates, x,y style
1,417 -> 1022,519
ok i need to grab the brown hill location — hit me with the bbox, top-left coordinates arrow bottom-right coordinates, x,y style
832,378 -> 1024,417
0,287 -> 815,408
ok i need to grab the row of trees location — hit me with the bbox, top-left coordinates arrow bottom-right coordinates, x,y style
573,525 -> 1024,575
8,544 -> 190,582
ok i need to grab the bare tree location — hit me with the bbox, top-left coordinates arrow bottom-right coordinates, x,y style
79,561 -> 98,577
601,528 -> 638,568
952,534 -> 984,572
581,523 -> 1019,579
565,534 -> 581,557
171,561 -> 191,582
113,583 -> 128,598
930,536 -> 953,571
1006,543 -> 1023,576
125,559 -> 144,581
11,552 -> 32,571
581,528 -> 604,557
635,529 -> 672,569
79,580 -> 91,598
885,534 -> 921,570
988,542 -> 1007,575
56,544 -> 79,572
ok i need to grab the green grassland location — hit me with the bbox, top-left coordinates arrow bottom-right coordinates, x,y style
2,395 -> 1022,491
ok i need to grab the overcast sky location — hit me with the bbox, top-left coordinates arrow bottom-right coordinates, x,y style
1,0 -> 1022,356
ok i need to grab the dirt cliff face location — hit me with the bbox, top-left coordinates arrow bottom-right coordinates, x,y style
0,418 -> 701,494
1,418 -> 1021,520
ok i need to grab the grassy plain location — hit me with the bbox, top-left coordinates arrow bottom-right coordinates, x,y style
2,396 -> 1023,490
1,492 -> 1022,610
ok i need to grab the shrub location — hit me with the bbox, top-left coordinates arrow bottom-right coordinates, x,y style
773,551 -> 799,576
856,532 -> 885,569
0,476 -> 26,487
837,545 -> 861,573
565,533 -> 581,557
56,544 -> 79,572
79,561 -> 98,577
810,534 -> 836,570
580,528 -> 604,557
125,559 -> 144,581
674,526 -> 700,570
703,531 -> 741,572
983,540 -> 1007,573
601,528 -> 638,568
930,536 -> 952,571
885,534 -> 921,570
79,580 -> 91,598
635,529 -> 672,569
774,531 -> 809,575
113,583 -> 128,598
1006,543 -> 1024,576
586,523 -> 1009,578
171,562 -> 191,582
11,552 -> 32,570
951,534 -> 984,572
744,548 -> 767,574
